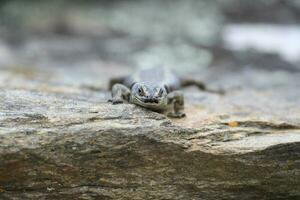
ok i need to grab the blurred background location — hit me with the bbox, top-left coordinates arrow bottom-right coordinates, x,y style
0,0 -> 299,93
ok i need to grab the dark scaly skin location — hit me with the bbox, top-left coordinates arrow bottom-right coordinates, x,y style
109,66 -> 223,118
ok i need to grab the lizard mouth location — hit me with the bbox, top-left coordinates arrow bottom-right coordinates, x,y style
133,96 -> 161,105
131,96 -> 166,111
142,98 -> 159,104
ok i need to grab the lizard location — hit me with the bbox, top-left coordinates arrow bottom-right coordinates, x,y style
108,66 -> 223,118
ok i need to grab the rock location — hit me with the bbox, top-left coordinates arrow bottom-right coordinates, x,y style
220,0 -> 300,23
0,0 -> 223,46
0,59 -> 300,199
222,24 -> 300,64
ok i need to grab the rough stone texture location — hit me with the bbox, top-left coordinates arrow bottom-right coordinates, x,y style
0,0 -> 300,200
1,49 -> 300,200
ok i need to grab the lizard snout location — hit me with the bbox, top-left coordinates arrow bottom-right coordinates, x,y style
143,97 -> 159,104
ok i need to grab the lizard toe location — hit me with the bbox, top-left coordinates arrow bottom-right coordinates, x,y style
167,112 -> 186,118
108,98 -> 124,105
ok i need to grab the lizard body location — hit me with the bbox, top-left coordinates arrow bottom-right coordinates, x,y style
109,66 -> 221,118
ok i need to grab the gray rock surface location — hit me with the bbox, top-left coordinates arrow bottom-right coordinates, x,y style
0,55 -> 300,199
0,0 -> 300,199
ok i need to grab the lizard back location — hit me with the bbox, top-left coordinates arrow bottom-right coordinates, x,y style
124,66 -> 181,91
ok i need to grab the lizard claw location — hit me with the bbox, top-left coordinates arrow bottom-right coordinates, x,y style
108,98 -> 124,105
167,112 -> 186,118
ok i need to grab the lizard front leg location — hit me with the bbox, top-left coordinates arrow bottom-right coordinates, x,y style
108,77 -> 127,90
167,90 -> 186,118
109,84 -> 131,104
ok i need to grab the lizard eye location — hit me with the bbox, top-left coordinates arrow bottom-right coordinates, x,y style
157,88 -> 164,97
138,87 -> 144,96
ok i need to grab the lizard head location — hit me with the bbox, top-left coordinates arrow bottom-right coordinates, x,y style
130,82 -> 168,110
